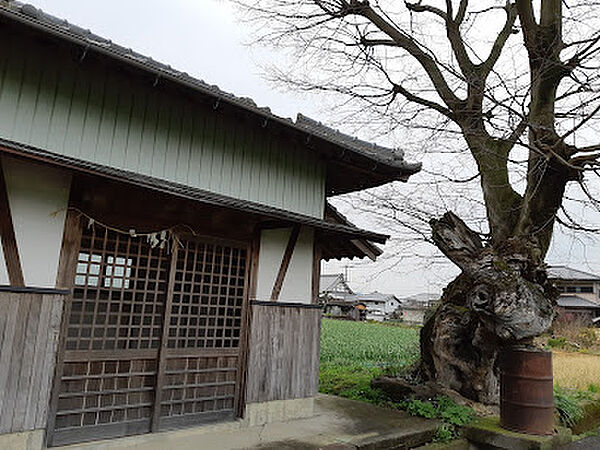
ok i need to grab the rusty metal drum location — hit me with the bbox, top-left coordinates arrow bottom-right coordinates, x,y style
499,347 -> 554,436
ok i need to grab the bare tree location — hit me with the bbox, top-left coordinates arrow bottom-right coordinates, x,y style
235,0 -> 600,403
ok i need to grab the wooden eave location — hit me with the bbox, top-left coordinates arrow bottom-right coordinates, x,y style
0,138 -> 390,246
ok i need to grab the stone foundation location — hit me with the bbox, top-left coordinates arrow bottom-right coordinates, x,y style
0,397 -> 316,450
0,429 -> 45,450
243,397 -> 315,427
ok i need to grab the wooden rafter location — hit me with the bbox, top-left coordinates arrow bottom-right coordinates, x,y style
270,225 -> 301,301
0,158 -> 24,286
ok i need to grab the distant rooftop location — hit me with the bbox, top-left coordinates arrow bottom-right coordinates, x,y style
547,266 -> 600,282
557,295 -> 600,309
354,292 -> 400,302
400,293 -> 440,303
319,273 -> 354,294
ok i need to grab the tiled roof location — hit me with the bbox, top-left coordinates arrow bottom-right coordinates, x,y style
557,295 -> 600,309
548,265 -> 600,281
319,273 -> 355,294
400,293 -> 440,303
354,292 -> 400,303
319,274 -> 344,292
0,1 -> 421,181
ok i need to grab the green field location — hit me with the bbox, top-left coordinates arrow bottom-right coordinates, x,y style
319,319 -> 420,402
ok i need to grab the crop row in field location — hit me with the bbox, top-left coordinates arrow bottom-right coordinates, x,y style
319,318 -> 420,401
320,318 -> 420,370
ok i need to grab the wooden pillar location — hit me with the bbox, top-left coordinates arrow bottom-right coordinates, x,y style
311,238 -> 321,304
0,158 -> 24,286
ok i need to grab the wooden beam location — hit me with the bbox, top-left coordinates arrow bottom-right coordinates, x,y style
311,239 -> 322,304
270,225 -> 300,301
0,158 -> 24,286
55,200 -> 81,289
248,228 -> 261,301
350,239 -> 380,261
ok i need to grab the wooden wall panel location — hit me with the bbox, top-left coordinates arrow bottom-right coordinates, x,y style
0,291 -> 64,433
246,303 -> 321,403
0,33 -> 326,219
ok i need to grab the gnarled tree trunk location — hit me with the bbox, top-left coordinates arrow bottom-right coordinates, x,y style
418,213 -> 557,404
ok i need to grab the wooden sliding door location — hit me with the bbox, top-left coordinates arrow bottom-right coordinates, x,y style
48,224 -> 249,446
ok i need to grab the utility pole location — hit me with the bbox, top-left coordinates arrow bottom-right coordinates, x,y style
343,264 -> 351,283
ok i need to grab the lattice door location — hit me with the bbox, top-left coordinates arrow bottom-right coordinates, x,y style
157,239 -> 249,430
50,225 -> 249,446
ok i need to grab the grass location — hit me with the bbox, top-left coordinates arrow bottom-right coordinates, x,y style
553,351 -> 600,390
554,385 -> 585,427
319,319 -> 420,402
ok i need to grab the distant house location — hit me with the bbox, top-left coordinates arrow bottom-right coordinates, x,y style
399,293 -> 440,325
548,266 -> 600,304
354,292 -> 402,321
322,300 -> 367,321
548,266 -> 600,326
319,273 -> 364,320
556,295 -> 600,325
320,273 -> 354,300
318,276 -> 401,321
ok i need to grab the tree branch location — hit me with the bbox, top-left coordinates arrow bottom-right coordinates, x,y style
392,83 -> 454,118
478,4 -> 518,77
406,1 -> 475,77
455,0 -> 469,25
357,4 -> 462,110
404,1 -> 447,20
515,0 -> 538,47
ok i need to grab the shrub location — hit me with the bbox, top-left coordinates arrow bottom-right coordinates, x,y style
547,337 -> 568,349
577,329 -> 598,348
434,423 -> 457,442
551,318 -> 600,351
403,396 -> 474,442
405,399 -> 438,419
436,396 -> 474,426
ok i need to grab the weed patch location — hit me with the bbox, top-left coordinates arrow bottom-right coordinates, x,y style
401,396 -> 474,441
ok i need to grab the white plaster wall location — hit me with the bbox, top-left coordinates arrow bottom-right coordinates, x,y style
2,156 -> 71,287
255,227 -> 314,304
0,240 -> 8,285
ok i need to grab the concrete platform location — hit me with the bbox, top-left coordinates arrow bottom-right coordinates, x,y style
464,417 -> 572,450
57,395 -> 439,450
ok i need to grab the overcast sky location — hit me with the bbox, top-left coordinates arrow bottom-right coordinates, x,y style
23,0 -> 600,297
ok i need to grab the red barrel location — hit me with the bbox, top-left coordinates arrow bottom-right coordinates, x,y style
499,347 -> 554,435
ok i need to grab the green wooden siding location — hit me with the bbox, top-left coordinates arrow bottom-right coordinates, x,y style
0,37 -> 326,218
